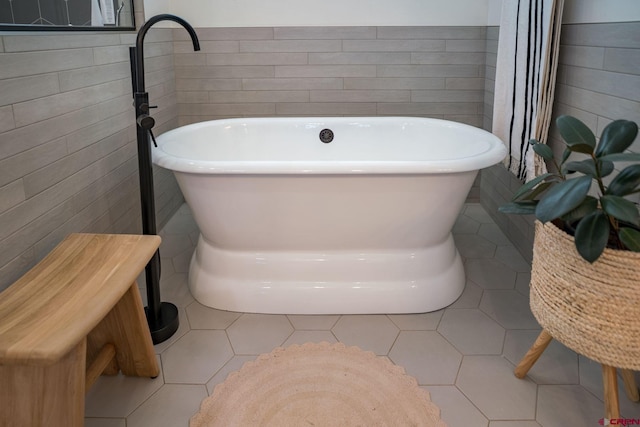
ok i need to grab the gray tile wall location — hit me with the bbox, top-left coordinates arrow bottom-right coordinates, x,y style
0,27 -> 180,291
483,26 -> 498,132
172,26 -> 488,126
481,21 -> 640,263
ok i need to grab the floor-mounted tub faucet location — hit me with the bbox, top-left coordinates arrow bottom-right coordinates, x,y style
129,14 -> 200,344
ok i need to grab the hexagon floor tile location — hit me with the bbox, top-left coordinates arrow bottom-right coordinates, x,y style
448,280 -> 483,309
161,330 -> 233,384
331,314 -> 399,355
465,258 -> 518,289
425,385 -> 488,427
126,384 -> 208,427
536,385 -> 604,426
503,329 -> 579,385
478,223 -> 512,246
438,308 -> 505,355
286,314 -> 341,330
494,245 -> 532,272
388,331 -> 462,385
85,356 -> 164,418
387,311 -> 443,330
226,313 -> 294,354
84,203 -> 640,426
454,234 -> 497,259
457,355 -> 537,420
185,302 -> 242,329
453,213 -> 481,234
479,290 -> 539,330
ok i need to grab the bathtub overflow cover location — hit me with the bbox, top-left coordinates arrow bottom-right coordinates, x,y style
319,129 -> 334,143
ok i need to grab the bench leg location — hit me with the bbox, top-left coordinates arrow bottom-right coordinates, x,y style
514,329 -> 553,379
87,282 -> 159,378
0,339 -> 86,427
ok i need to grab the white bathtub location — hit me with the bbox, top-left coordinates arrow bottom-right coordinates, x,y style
153,117 -> 506,314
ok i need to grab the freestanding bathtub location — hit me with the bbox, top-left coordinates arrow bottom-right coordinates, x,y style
153,117 -> 506,314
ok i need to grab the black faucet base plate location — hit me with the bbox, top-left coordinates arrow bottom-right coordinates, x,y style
145,302 -> 179,345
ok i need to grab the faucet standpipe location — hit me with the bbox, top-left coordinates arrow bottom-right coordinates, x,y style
129,14 -> 200,345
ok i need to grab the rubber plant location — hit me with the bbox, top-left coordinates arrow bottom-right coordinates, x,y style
499,114 -> 640,263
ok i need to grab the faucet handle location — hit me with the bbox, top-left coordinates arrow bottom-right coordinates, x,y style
148,128 -> 158,148
136,114 -> 158,147
137,113 -> 155,130
138,103 -> 158,114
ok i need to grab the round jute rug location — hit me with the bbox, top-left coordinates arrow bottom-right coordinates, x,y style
191,342 -> 447,427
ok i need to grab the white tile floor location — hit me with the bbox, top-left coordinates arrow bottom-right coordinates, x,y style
85,203 -> 640,427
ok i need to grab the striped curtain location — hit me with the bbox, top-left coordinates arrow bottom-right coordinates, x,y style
493,0 -> 564,182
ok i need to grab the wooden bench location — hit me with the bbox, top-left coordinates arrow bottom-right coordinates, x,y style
0,233 -> 161,427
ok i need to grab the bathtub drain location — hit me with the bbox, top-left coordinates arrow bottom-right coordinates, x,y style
319,129 -> 334,143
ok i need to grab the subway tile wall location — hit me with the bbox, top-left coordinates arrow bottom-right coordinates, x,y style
172,26 -> 488,126
483,26 -> 498,132
0,27 -> 180,291
481,21 -> 640,262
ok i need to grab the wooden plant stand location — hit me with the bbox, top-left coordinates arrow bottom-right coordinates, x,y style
515,329 -> 639,419
516,221 -> 640,419
0,233 -> 162,427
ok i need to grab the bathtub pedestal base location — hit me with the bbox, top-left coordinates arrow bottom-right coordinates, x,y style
188,234 -> 465,314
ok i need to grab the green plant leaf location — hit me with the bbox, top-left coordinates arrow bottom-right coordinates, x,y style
619,227 -> 640,252
601,195 -> 640,226
512,172 -> 555,201
595,119 -> 639,156
599,152 -> 640,162
524,181 -> 553,201
556,115 -> 596,154
598,160 -> 615,178
562,159 -> 614,178
561,196 -> 598,223
531,142 -> 555,161
606,165 -> 640,196
560,148 -> 572,166
535,175 -> 592,223
499,201 -> 538,215
574,210 -> 609,263
562,159 -> 597,177
568,144 -> 598,154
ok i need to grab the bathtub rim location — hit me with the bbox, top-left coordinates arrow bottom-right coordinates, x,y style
152,116 -> 507,175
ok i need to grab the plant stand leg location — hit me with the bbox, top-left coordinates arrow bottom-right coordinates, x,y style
602,365 -> 620,419
514,329 -> 553,379
621,369 -> 639,402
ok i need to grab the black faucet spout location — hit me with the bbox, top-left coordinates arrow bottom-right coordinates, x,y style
133,14 -> 200,93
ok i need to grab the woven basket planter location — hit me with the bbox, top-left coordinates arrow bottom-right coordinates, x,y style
530,220 -> 640,370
